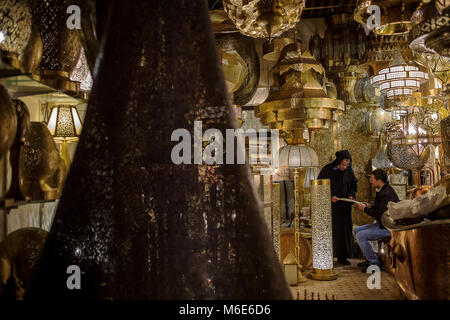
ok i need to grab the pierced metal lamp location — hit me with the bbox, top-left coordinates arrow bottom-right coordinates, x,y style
46,105 -> 82,170
309,179 -> 337,281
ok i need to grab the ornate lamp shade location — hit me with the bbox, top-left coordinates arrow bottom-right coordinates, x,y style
370,52 -> 429,99
309,179 -> 337,280
0,0 -> 32,69
46,105 -> 82,171
46,105 -> 82,142
222,0 -> 305,39
278,145 -> 319,168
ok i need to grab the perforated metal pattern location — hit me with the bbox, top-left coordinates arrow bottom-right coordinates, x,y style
0,0 -> 31,54
28,0 -> 81,72
29,0 -> 290,300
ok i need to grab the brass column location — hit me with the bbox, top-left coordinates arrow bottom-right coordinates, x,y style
294,168 -> 306,282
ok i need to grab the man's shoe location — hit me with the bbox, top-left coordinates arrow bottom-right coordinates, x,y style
337,259 -> 351,266
357,260 -> 370,268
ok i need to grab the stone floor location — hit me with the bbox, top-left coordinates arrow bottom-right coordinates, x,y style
289,258 -> 403,300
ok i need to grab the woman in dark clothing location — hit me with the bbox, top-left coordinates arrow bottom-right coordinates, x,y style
318,150 -> 358,265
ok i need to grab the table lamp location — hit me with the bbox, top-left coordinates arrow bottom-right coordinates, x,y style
46,105 -> 82,170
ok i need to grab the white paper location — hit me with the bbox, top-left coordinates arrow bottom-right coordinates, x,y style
336,198 -> 365,205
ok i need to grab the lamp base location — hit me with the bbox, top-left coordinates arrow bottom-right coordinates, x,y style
298,270 -> 307,283
308,268 -> 337,281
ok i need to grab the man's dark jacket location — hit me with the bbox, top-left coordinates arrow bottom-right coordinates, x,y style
364,183 -> 400,228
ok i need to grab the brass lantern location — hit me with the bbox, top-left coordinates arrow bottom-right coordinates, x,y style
283,251 -> 303,285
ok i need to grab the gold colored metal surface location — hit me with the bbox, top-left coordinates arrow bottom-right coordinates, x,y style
0,0 -> 32,57
263,38 -> 294,62
0,84 -> 18,160
6,99 -> 30,202
256,42 -> 344,138
20,122 -> 60,200
283,251 -> 297,265
222,0 -> 305,39
280,228 -> 312,272
20,24 -> 43,73
354,0 -> 420,35
0,228 -> 48,299
360,34 -> 412,76
36,70 -> 80,95
308,268 -> 337,281
310,179 -> 330,186
409,0 -> 450,58
386,221 -> 450,299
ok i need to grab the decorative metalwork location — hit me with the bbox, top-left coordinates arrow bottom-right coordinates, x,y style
309,179 -> 337,280
6,99 -> 30,202
409,0 -> 450,58
370,52 -> 429,99
28,0 -> 290,299
0,84 -> 17,160
20,122 -> 60,200
354,0 -> 421,35
255,42 -> 344,144
70,48 -> 93,92
272,182 -> 281,260
0,0 -> 31,58
441,116 -> 450,169
215,32 -> 260,105
222,0 -> 305,39
19,23 -> 42,73
28,0 -> 81,72
360,34 -> 413,76
28,0 -> 82,94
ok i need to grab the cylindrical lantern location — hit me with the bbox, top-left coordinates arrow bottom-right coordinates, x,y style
309,179 -> 337,281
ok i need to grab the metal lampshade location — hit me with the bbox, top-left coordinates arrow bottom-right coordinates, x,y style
46,105 -> 82,141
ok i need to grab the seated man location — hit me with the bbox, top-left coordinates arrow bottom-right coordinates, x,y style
356,169 -> 400,272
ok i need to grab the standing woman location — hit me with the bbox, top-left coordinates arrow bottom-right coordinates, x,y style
318,150 -> 358,265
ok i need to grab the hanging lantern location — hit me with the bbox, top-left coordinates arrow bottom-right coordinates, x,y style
360,34 -> 413,77
222,0 -> 305,39
370,52 -> 429,99
255,42 -> 344,145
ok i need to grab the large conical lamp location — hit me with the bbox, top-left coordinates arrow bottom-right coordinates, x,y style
29,0 -> 290,299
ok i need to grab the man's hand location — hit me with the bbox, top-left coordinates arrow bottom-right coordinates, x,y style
364,202 -> 371,208
348,196 -> 355,200
357,203 -> 366,211
331,196 -> 338,203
